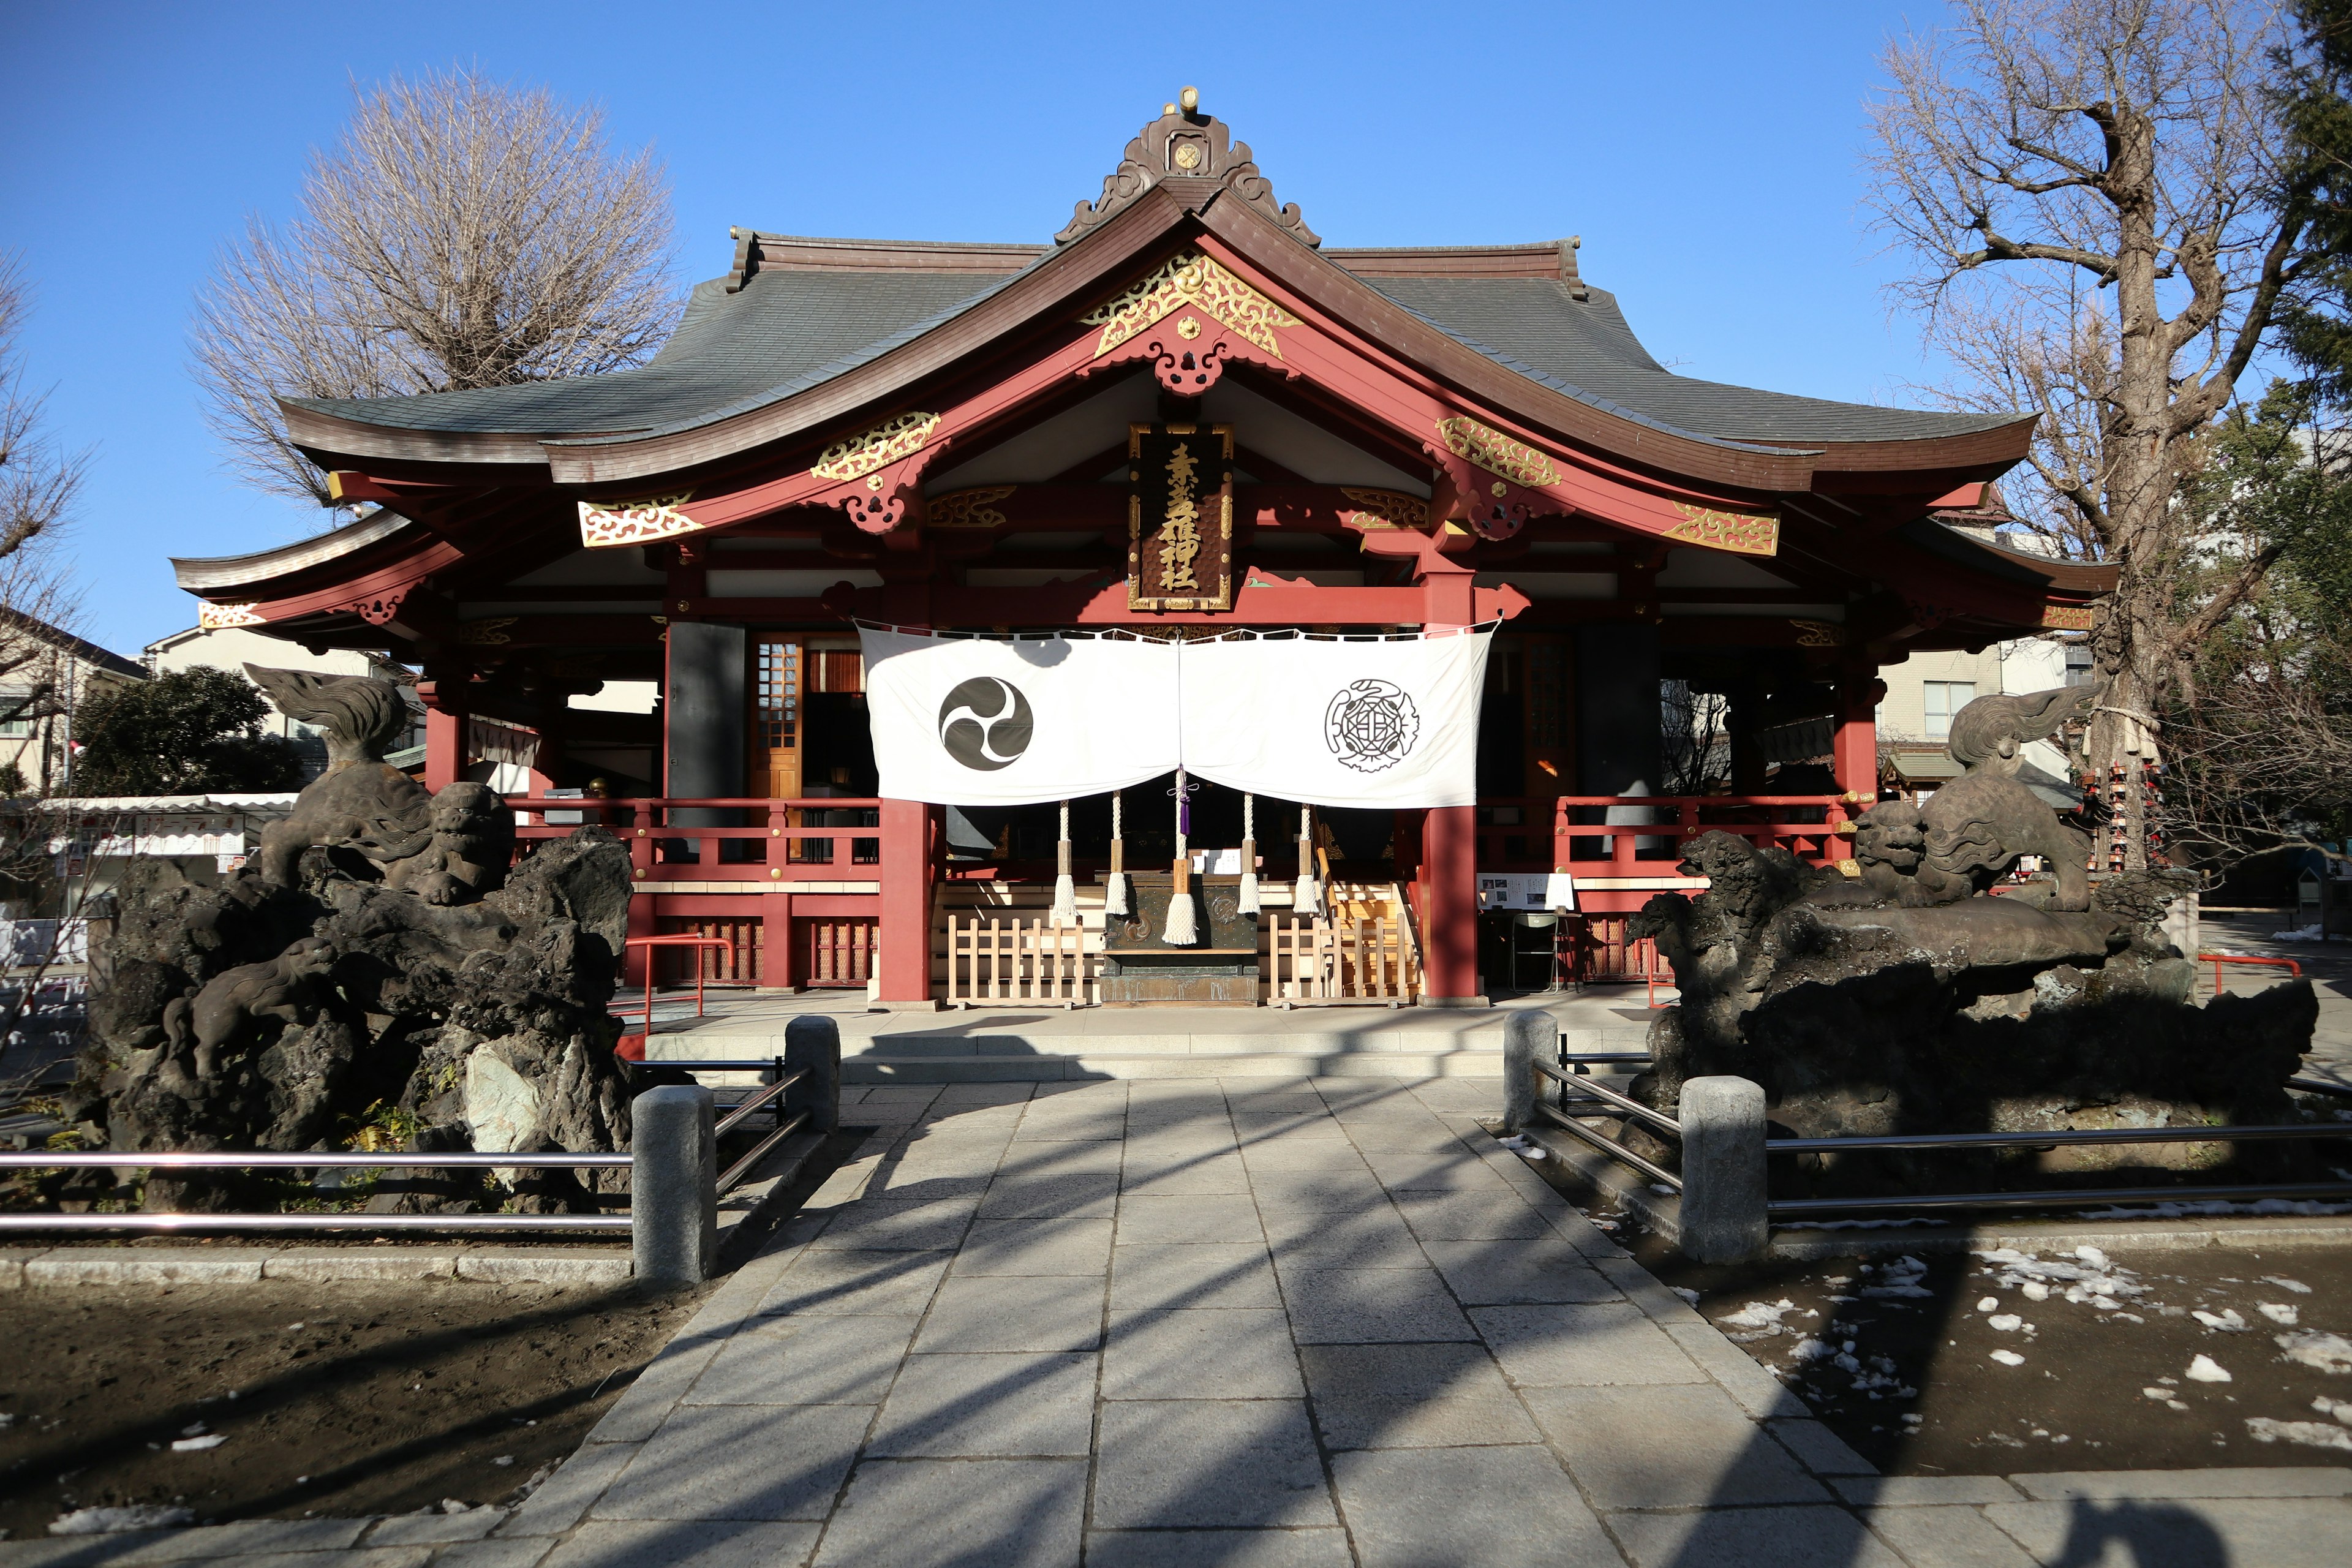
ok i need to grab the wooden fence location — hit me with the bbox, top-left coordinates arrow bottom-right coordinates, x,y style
1265,913 -> 1417,1006
944,915 -> 1092,1007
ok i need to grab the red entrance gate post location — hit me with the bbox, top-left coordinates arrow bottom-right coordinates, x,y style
877,798 -> 937,1007
1419,803 -> 1480,1005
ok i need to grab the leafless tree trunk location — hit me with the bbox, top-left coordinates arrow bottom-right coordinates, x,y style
190,67 -> 682,511
0,256 -> 88,749
1867,0 -> 2314,869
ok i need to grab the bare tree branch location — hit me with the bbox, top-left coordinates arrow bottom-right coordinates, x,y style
189,66 -> 682,512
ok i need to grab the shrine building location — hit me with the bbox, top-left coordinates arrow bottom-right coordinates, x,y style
172,94 -> 2111,1013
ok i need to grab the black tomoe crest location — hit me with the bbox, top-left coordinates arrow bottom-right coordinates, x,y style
938,676 -> 1034,771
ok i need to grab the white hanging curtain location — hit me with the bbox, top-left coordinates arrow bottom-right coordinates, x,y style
858,624 -> 1491,810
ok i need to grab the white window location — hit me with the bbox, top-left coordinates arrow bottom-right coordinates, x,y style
2064,645 -> 2095,687
1923,681 -> 1976,741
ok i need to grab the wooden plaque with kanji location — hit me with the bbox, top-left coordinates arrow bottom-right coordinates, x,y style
1128,422 -> 1234,611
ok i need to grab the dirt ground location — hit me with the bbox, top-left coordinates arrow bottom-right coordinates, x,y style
1624,1223 -> 2352,1475
0,1278 -> 703,1540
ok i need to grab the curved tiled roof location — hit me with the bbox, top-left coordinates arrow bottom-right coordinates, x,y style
287,238 -> 2011,453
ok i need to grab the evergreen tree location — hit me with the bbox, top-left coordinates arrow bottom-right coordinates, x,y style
71,669 -> 304,796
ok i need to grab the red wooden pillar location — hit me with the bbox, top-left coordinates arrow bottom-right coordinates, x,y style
876,797 -> 935,1007
1829,669 -> 1885,861
761,891 -> 796,990
423,704 -> 467,793
1419,803 -> 1480,1005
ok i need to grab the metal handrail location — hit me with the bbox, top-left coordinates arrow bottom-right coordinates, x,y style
1768,1181 -> 2352,1216
720,1110 -> 810,1195
1532,1101 -> 1683,1191
715,1072 -> 803,1139
0,1151 -> 627,1169
1532,1058 -> 1681,1138
2197,951 -> 2302,996
1768,1124 -> 2352,1154
0,1212 -> 631,1233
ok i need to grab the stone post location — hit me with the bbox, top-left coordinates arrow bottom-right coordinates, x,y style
784,1014 -> 843,1134
632,1085 -> 716,1286
1501,1009 -> 1553,1134
1678,1075 -> 1768,1264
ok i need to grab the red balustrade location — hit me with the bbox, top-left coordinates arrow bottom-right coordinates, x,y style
502,796 -> 885,885
1472,794 -> 1854,877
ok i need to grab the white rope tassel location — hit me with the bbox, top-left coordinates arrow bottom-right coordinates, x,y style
1237,792 -> 1261,914
1104,790 -> 1130,916
1050,798 -> 1077,928
1294,803 -> 1321,917
1164,769 -> 1198,945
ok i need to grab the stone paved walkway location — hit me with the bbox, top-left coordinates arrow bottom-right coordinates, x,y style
7,1077 -> 2350,1567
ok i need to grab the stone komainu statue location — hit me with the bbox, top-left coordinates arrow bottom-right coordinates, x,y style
243,666 -> 508,904
1854,684 -> 2097,911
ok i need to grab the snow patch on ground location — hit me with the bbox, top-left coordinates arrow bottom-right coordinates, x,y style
2192,1308 -> 2250,1333
2187,1354 -> 2233,1383
2258,1303 -> 2301,1326
1860,1255 -> 1935,1298
1989,1349 -> 2026,1366
2246,1417 -> 2352,1452
2276,1330 -> 2352,1374
50,1507 -> 195,1536
2263,1275 -> 2313,1294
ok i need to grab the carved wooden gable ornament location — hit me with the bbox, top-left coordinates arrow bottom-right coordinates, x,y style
1060,89 -> 1320,247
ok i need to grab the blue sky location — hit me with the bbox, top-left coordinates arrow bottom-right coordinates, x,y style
2,1 -> 1962,656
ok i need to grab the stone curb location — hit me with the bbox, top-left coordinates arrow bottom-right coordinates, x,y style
4,1246 -> 631,1287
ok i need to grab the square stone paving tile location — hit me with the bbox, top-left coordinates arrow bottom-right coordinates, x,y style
1470,1302 -> 1706,1387
685,1313 -> 918,1406
916,1272 -> 1106,1352
1523,1384 -> 1830,1508
866,1352 -> 1097,1457
540,1520 -> 821,1568
954,1217 -> 1115,1276
804,1196 -> 979,1251
1237,1140 -> 1373,1172
1242,1167 -> 1392,1210
1858,1505 -> 2038,1568
976,1174 -> 1120,1220
1609,1505 -> 1907,1568
1109,1243 -> 1283,1310
1116,1193 -> 1265,1245
1102,1308 -> 1306,1398
1418,1239 -> 1621,1305
1298,1342 -> 1540,1449
1092,1400 -> 1336,1529
1388,1189 -> 1555,1241
1983,1497 -> 2352,1567
814,1457 -> 1087,1568
1121,1153 -> 1254,1195
1082,1529 -> 1354,1567
756,1250 -> 951,1317
1257,1205 -> 1425,1266
1279,1266 -> 1477,1343
1330,1446 -> 1621,1568
592,1403 -> 870,1521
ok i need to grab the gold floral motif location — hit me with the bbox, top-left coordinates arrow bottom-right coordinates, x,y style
1665,502 -> 1781,557
453,617 -> 518,647
1790,619 -> 1843,647
1082,251 -> 1302,360
928,486 -> 1018,529
2040,603 -> 2098,631
579,491 -> 699,548
1434,416 -> 1562,488
1339,488 -> 1429,530
198,601 -> 266,630
811,412 -> 942,483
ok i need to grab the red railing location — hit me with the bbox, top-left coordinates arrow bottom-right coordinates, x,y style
502,796 -> 885,886
1474,794 -> 1853,875
2196,952 -> 2303,997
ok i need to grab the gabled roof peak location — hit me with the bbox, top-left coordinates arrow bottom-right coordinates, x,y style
1058,91 -> 1319,249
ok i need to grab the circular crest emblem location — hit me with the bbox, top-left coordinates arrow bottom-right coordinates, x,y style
938,677 -> 1033,771
1324,679 -> 1420,774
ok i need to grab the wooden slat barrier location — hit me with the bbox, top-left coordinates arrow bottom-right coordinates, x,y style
1267,913 -> 1415,1005
945,916 -> 1091,1007
805,920 -> 876,987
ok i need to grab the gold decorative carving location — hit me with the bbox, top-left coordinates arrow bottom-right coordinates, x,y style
1790,619 -> 1844,647
453,617 -> 518,646
811,412 -> 941,483
2040,603 -> 2098,631
1665,502 -> 1781,557
1083,251 -> 1302,360
198,601 -> 266,630
929,486 -> 1018,529
579,491 -> 699,548
1340,488 -> 1430,530
1434,415 -> 1561,488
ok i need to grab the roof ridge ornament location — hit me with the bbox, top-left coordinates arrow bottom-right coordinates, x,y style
1058,88 -> 1321,248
